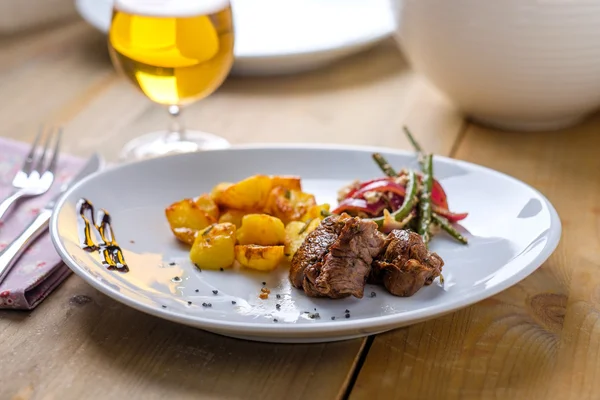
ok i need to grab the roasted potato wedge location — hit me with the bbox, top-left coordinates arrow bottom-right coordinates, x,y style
213,175 -> 272,210
210,182 -> 233,201
265,187 -> 317,224
270,175 -> 302,192
236,214 -> 286,246
235,245 -> 284,271
190,223 -> 236,270
301,203 -> 330,222
195,194 -> 219,220
284,219 -> 321,260
218,209 -> 248,228
165,198 -> 217,245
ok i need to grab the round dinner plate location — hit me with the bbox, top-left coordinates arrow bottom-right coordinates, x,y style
50,145 -> 561,343
75,0 -> 396,76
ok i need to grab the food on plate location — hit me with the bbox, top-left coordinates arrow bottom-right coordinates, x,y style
265,186 -> 316,224
289,214 -> 445,299
190,223 -> 236,270
165,128 -> 465,301
301,203 -> 330,222
195,194 -> 220,220
235,245 -> 285,271
218,209 -> 247,228
212,174 -> 273,210
236,214 -> 286,246
165,174 -> 327,273
270,175 -> 302,192
371,230 -> 444,297
165,197 -> 218,245
331,127 -> 468,245
289,214 -> 385,299
284,218 -> 321,261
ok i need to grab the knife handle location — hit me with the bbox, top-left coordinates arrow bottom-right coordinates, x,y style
0,209 -> 52,285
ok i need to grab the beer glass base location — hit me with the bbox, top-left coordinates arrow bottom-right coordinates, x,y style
119,130 -> 231,161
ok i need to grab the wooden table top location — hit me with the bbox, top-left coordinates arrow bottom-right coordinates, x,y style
1,20 -> 598,400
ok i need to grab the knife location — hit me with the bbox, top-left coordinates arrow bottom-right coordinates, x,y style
0,153 -> 103,285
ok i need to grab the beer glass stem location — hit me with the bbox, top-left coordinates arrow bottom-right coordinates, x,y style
167,105 -> 185,141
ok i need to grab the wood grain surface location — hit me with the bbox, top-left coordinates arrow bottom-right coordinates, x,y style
0,21 -> 465,400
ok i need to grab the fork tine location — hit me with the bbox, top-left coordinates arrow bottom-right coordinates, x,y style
45,127 -> 62,174
33,127 -> 53,174
21,128 -> 42,175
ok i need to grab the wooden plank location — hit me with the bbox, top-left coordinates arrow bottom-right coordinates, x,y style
0,21 -> 115,143
351,114 -> 600,400
0,26 -> 464,400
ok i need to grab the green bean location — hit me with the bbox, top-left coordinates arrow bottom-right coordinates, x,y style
372,169 -> 418,228
418,154 -> 433,244
432,213 -> 468,244
403,126 -> 424,154
372,153 -> 398,177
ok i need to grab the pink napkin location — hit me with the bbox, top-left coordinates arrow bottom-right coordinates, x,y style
0,137 -> 84,310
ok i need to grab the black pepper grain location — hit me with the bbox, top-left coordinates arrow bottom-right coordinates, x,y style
202,302 -> 207,307
276,304 -> 281,309
262,281 -> 266,285
195,289 -> 199,293
169,262 -> 176,266
220,267 -> 224,271
276,294 -> 281,299
207,303 -> 212,307
212,290 -> 218,295
345,309 -> 350,313
231,301 -> 237,305
161,305 -> 167,308
345,314 -> 350,319
187,301 -> 192,305
273,319 -> 278,323
331,316 -> 336,320
370,292 -> 376,298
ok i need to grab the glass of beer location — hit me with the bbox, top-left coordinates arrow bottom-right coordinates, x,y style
108,0 -> 234,160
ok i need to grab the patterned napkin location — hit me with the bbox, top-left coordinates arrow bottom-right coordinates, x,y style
0,137 -> 84,310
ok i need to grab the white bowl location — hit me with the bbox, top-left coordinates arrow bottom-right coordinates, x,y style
392,0 -> 600,131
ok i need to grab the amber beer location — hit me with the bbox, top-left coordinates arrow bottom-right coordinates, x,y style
108,0 -> 234,106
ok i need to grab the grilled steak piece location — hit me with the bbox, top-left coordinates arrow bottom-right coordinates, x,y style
289,214 -> 385,299
372,230 -> 444,297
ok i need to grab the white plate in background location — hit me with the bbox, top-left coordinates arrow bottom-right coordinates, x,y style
75,0 -> 396,75
50,144 -> 561,343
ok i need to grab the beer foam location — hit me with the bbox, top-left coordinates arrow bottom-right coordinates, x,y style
114,0 -> 230,17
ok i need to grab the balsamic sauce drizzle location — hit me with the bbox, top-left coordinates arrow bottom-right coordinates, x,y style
76,198 -> 129,273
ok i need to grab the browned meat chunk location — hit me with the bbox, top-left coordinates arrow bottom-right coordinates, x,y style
372,230 -> 444,297
289,214 -> 385,299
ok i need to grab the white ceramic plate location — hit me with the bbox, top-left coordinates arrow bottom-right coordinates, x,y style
75,0 -> 396,76
50,145 -> 561,343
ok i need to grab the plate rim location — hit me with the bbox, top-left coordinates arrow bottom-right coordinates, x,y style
50,143 -> 562,336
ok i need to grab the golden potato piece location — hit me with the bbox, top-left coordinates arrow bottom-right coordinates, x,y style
210,182 -> 233,201
195,194 -> 219,220
283,219 -> 321,260
265,187 -> 317,224
165,198 -> 217,245
236,214 -> 286,246
235,245 -> 284,271
218,209 -> 248,228
270,175 -> 302,192
190,223 -> 236,270
301,203 -> 330,222
214,175 -> 272,210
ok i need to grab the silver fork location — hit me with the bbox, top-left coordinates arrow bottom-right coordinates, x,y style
0,127 -> 62,222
